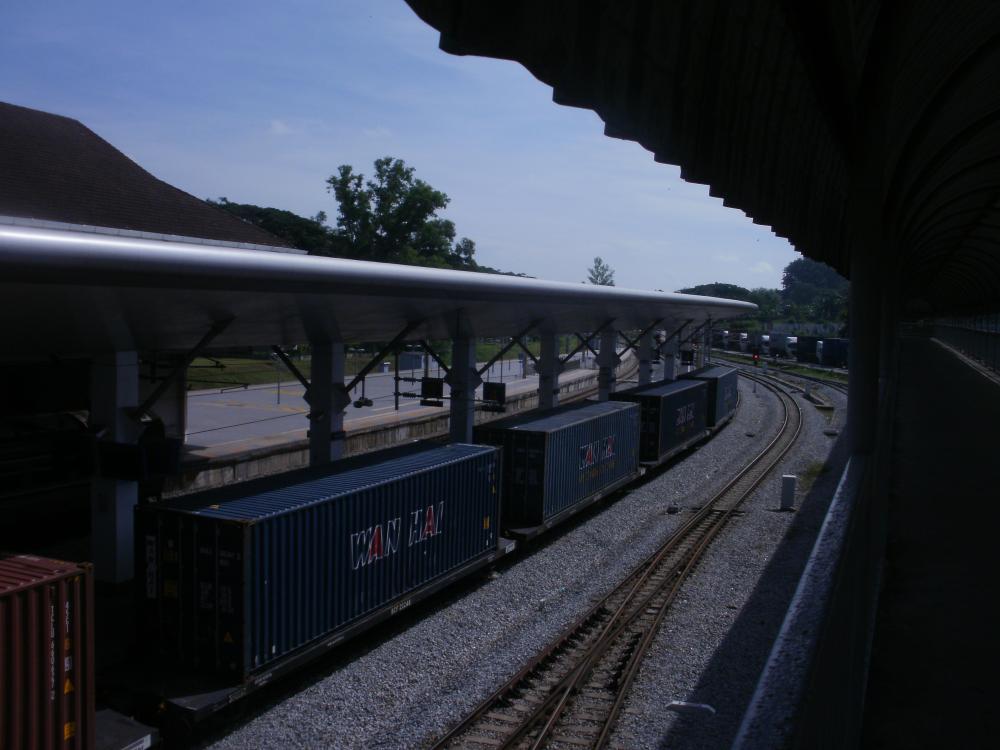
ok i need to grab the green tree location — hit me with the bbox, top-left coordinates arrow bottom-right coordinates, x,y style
208,198 -> 334,254
452,237 -> 477,269
327,157 -> 471,269
781,257 -> 848,306
748,287 -> 782,323
586,256 -> 616,286
676,282 -> 753,302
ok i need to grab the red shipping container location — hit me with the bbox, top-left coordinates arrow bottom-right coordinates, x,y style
0,554 -> 95,750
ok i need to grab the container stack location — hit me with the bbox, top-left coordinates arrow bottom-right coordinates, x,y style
680,365 -> 739,428
0,554 -> 95,750
611,380 -> 708,464
474,400 -> 640,534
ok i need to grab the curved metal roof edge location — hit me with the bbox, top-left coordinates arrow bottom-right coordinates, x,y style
0,225 -> 756,316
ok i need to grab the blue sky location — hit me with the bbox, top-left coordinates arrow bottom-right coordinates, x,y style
1,0 -> 799,291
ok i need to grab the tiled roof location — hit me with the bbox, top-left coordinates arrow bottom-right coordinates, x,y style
0,101 -> 292,249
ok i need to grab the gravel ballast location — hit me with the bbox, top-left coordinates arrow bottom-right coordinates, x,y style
202,375 -> 846,750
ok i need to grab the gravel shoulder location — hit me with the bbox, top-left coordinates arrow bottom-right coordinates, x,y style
202,377 -> 846,750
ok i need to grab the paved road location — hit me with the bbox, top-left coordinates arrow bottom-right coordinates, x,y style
184,357 -> 552,450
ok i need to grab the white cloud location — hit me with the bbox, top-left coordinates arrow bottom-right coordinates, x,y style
750,261 -> 774,274
713,253 -> 739,263
269,119 -> 293,136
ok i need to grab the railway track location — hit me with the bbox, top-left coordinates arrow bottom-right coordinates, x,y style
714,353 -> 849,396
430,374 -> 802,750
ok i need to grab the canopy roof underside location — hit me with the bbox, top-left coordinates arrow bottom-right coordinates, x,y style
406,0 -> 1000,315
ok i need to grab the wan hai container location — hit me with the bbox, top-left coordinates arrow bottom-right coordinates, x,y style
680,365 -> 739,428
474,400 -> 640,538
0,554 -> 95,750
611,380 -> 708,464
135,443 -> 501,680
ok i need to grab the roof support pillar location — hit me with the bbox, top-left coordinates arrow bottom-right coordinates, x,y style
90,351 -> 139,583
309,341 -> 348,465
537,332 -> 562,410
696,320 -> 711,368
660,326 -> 681,381
597,329 -> 619,400
448,335 -> 481,442
638,329 -> 654,385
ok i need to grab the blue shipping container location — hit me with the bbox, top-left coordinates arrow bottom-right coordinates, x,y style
611,380 -> 708,462
680,365 -> 739,427
135,443 -> 501,679
474,400 -> 639,532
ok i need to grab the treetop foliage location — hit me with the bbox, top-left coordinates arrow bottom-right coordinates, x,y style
209,156 -> 521,276
674,282 -> 754,302
586,256 -> 616,286
677,257 -> 848,326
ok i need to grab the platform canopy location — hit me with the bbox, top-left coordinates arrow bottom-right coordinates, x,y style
404,1 -> 1000,315
0,225 -> 753,360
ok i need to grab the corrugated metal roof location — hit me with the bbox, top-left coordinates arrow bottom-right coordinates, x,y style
614,379 -> 705,398
404,1 -> 1000,314
479,399 -> 635,433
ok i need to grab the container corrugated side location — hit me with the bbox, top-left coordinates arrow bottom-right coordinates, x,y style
611,380 -> 708,461
796,336 -> 819,363
0,554 -> 95,750
474,401 -> 639,528
680,366 -> 739,426
820,338 -> 849,367
136,443 -> 501,679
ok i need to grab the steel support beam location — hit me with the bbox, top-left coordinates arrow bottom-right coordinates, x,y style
271,345 -> 311,391
309,341 -> 348,465
345,320 -> 422,393
478,322 -> 538,377
133,317 -> 231,419
598,328 -> 619,400
419,339 -> 451,375
447,336 -> 481,442
564,319 -> 615,365
91,351 -> 140,583
537,332 -> 562,410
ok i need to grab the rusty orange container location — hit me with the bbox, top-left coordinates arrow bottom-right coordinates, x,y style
0,553 -> 95,750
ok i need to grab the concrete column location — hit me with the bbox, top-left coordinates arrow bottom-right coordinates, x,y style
661,335 -> 678,381
91,351 -> 139,583
309,341 -> 348,465
638,329 -> 654,385
848,250 -> 881,455
537,332 -> 563,410
448,336 -> 481,442
598,329 -> 619,400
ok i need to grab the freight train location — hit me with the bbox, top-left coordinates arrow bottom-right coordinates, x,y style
3,365 -> 738,744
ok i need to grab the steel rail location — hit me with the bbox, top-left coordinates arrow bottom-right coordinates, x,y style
431,374 -> 802,750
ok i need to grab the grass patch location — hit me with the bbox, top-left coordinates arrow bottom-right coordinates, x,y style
186,340 -> 553,389
799,460 -> 830,494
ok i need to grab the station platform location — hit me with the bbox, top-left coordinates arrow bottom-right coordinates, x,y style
862,335 -> 1000,748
